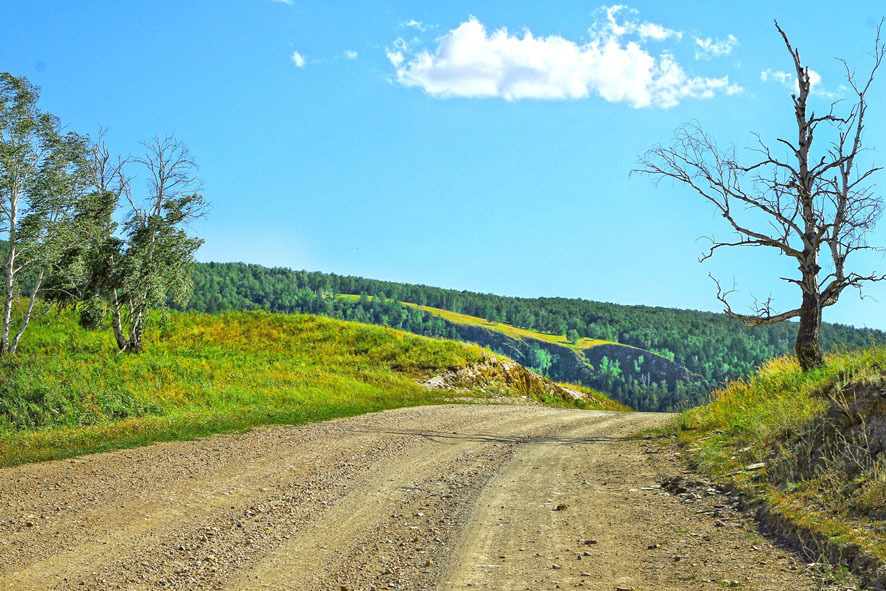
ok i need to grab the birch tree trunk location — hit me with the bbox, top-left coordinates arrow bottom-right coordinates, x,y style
1,210 -> 17,354
1,243 -> 15,354
10,269 -> 44,353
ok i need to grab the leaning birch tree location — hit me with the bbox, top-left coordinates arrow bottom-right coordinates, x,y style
96,136 -> 207,353
116,136 -> 206,352
45,128 -> 129,334
636,22 -> 886,371
0,73 -> 88,353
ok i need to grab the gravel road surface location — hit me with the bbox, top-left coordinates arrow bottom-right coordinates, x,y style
0,405 -> 824,590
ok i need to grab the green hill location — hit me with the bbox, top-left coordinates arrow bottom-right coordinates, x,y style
0,307 -> 622,467
182,262 -> 886,411
404,303 -> 707,412
403,303 -> 617,352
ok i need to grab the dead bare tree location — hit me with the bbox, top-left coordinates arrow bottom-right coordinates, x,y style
635,21 -> 886,371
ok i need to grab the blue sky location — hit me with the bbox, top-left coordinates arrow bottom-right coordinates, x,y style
3,1 -> 885,329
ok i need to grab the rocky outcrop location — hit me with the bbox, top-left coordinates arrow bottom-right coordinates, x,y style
420,355 -> 617,409
824,375 -> 886,457
442,321 -> 706,408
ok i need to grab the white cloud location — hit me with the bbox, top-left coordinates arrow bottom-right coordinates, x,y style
387,14 -> 740,108
761,67 -> 839,98
271,0 -> 293,4
401,19 -> 428,32
637,22 -> 682,41
344,50 -> 359,60
694,34 -> 738,60
598,5 -> 682,41
387,49 -> 404,67
760,69 -> 793,87
386,37 -> 408,67
291,51 -> 306,68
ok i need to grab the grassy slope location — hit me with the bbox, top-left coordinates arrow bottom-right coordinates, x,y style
0,308 -> 622,467
404,303 -> 616,353
676,348 -> 886,562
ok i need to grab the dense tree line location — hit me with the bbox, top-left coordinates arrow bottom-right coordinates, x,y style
183,262 -> 886,394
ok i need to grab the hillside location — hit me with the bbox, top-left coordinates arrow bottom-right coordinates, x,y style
0,307 -> 622,467
676,348 -> 886,586
406,303 -> 707,412
183,262 -> 886,410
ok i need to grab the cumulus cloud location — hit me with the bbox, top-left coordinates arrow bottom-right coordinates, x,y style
760,67 -> 840,98
344,50 -> 359,59
694,34 -> 738,60
387,12 -> 740,108
291,51 -> 306,68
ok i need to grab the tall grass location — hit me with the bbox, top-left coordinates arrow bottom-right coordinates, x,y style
0,307 -> 623,467
0,308 -> 488,466
677,347 -> 886,560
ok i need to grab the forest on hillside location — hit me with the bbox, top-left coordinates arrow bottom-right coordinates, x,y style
182,262 -> 886,409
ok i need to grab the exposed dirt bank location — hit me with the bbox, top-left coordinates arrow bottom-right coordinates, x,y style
420,356 -> 618,408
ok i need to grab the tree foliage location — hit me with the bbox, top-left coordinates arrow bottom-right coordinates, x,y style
109,136 -> 206,352
180,261 -> 886,410
43,132 -> 207,353
0,73 -> 88,353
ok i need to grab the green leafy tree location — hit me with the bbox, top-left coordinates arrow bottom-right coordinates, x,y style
528,346 -> 553,375
599,356 -> 622,378
0,73 -> 88,353
73,134 -> 207,353
53,129 -> 128,330
113,136 -> 206,352
566,328 -> 580,344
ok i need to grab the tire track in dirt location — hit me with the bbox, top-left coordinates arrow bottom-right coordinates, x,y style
442,412 -> 822,591
0,405 -> 828,590
231,410 -> 616,590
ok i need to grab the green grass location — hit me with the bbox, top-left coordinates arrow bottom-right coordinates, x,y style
560,382 -> 632,412
404,303 -> 616,353
0,307 -> 491,466
676,348 -> 886,562
0,306 -> 622,467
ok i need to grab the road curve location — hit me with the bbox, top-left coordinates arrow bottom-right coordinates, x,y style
0,405 -> 819,590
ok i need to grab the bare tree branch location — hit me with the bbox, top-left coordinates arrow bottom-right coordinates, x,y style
635,21 -> 886,370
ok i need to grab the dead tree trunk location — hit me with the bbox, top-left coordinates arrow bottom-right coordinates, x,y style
636,21 -> 886,372
796,291 -> 822,369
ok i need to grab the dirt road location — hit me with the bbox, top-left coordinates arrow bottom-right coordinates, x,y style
1,405 -> 824,590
